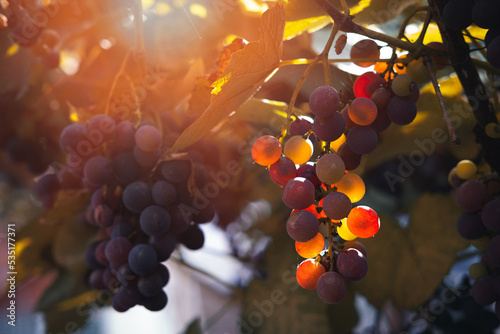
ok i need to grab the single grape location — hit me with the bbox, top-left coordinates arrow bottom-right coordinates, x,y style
32,173 -> 60,209
83,156 -> 112,187
443,0 -> 474,31
114,285 -> 142,310
337,143 -> 361,171
284,136 -> 313,165
346,206 -> 380,238
391,74 -> 417,97
150,232 -> 177,261
142,290 -> 168,311
59,123 -> 88,154
289,116 -> 313,136
251,135 -> 282,166
295,233 -> 325,258
322,192 -> 352,220
93,204 -> 114,228
133,146 -> 160,168
350,39 -> 380,67
472,275 -> 497,306
135,125 -> 162,152
105,237 -> 133,265
87,114 -> 116,142
138,272 -> 164,297
342,105 -> 357,129
313,112 -> 346,142
456,180 -> 489,212
457,212 -> 486,240
151,180 -> 177,206
116,263 -> 138,286
343,240 -> 367,257
94,241 -> 109,266
286,210 -> 319,242
39,29 -> 60,47
282,177 -> 315,210
160,159 -> 191,183
316,271 -> 347,304
455,160 -> 477,180
337,220 -> 357,241
114,121 -> 136,149
348,98 -> 378,126
346,126 -> 378,155
335,172 -> 365,202
482,199 -> 500,231
157,264 -> 170,286
297,162 -> 320,186
88,269 -> 106,290
448,167 -> 465,189
353,72 -> 385,98
180,224 -> 205,250
337,248 -> 368,281
315,153 -> 345,185
140,205 -> 171,237
487,36 -> 500,69
309,86 -> 340,117
386,96 -> 417,125
472,0 -> 500,29
123,181 -> 152,213
296,259 -> 326,290
370,87 -> 390,110
128,244 -> 158,276
113,152 -> 141,185
269,156 -> 297,186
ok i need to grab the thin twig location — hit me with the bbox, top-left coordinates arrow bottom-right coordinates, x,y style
104,50 -> 133,116
279,57 -> 409,67
424,55 -> 460,146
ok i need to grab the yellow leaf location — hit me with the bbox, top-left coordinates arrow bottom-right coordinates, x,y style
169,5 -> 286,153
284,16 -> 332,40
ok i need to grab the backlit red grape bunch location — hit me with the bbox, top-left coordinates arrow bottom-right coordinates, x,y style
448,160 -> 500,317
34,114 -> 214,312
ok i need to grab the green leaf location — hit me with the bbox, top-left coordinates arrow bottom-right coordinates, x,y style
353,193 -> 469,309
241,231 -> 358,334
169,5 -> 286,153
284,16 -> 332,41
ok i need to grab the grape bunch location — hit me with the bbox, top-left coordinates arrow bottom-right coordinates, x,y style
35,114 -> 214,312
443,0 -> 500,68
251,60 -> 420,303
448,159 -> 500,317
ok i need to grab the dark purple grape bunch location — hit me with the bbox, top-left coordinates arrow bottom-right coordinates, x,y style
443,0 -> 500,68
448,160 -> 500,317
38,114 -> 214,312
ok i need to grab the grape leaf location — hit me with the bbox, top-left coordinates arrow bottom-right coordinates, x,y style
169,5 -> 286,153
284,16 -> 332,41
353,193 -> 469,309
241,231 -> 358,334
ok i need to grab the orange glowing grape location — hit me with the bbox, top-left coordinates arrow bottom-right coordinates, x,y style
296,259 -> 326,290
293,204 -> 327,219
337,218 -> 357,241
295,233 -> 325,258
335,172 -> 365,203
346,206 -> 380,238
284,135 -> 313,165
331,133 -> 346,152
348,98 -> 378,126
251,135 -> 282,166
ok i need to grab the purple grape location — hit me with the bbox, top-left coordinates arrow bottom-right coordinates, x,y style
286,210 -> 319,242
128,244 -> 158,275
370,107 -> 391,132
95,240 -> 109,266
116,263 -> 138,286
32,173 -> 60,209
386,96 -> 417,125
113,285 -> 142,310
297,162 -> 320,186
336,248 -> 368,281
282,177 -> 315,210
289,116 -> 313,136
105,237 -> 133,265
482,199 -> 500,231
142,290 -> 168,311
133,146 -> 160,168
113,152 -> 141,185
472,275 -> 497,306
322,192 -> 352,220
472,1 -> 500,29
309,85 -> 340,117
180,225 -> 205,250
139,205 -> 171,237
157,264 -> 170,286
84,156 -> 113,187
313,112 -> 346,142
59,123 -> 88,154
123,181 -> 152,213
456,212 -> 486,240
150,232 -> 177,261
316,272 -> 347,304
94,204 -> 114,228
111,222 -> 135,239
337,143 -> 361,171
342,240 -> 367,257
151,180 -> 177,206
87,114 -> 116,143
135,125 -> 162,152
485,27 -> 500,47
443,0 -> 474,31
456,180 -> 489,212
138,272 -> 164,297
88,269 -> 106,290
487,36 -> 500,69
269,156 -> 297,186
341,105 -> 356,129
114,121 -> 136,149
160,160 -> 191,183
346,126 -> 378,155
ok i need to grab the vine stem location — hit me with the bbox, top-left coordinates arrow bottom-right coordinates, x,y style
279,57 -> 408,67
424,56 -> 460,146
131,0 -> 146,76
313,0 -> 443,57
322,23 -> 340,86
